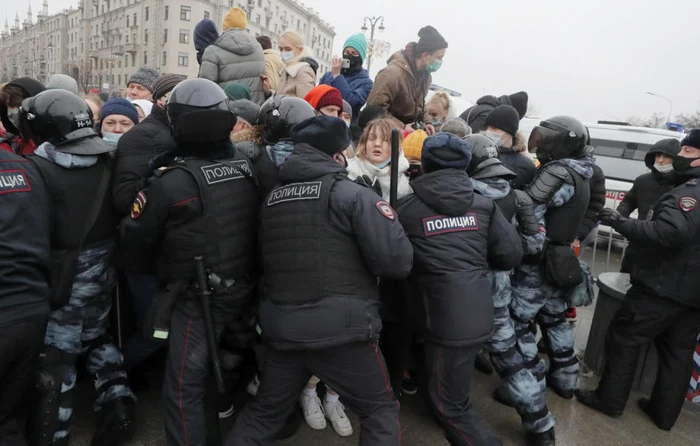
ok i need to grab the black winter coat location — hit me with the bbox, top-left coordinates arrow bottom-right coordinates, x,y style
459,95 -> 514,134
498,147 -> 537,190
577,163 -> 606,241
397,169 -> 523,347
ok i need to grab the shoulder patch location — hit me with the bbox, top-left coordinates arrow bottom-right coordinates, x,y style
679,196 -> 697,212
0,169 -> 31,194
376,201 -> 396,220
267,181 -> 322,206
686,178 -> 698,186
131,191 -> 147,219
422,213 -> 479,236
200,160 -> 251,185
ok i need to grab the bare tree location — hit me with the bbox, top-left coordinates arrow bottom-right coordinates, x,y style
674,111 -> 700,129
79,61 -> 94,95
627,112 -> 666,129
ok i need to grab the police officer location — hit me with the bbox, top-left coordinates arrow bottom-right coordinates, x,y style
0,149 -> 51,445
120,78 -> 260,445
226,115 -> 413,446
575,129 -> 700,431
509,116 -> 594,445
396,133 -> 523,446
465,134 -> 557,443
19,90 -> 135,446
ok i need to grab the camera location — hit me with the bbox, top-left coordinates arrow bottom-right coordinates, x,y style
342,59 -> 350,69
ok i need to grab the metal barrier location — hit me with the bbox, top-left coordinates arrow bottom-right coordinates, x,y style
582,188 -> 629,277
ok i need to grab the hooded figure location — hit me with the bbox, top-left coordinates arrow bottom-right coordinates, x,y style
194,18 -> 220,65
0,77 -> 46,155
198,8 -> 267,104
459,91 -> 529,134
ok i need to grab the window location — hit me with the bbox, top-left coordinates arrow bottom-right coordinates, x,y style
297,19 -> 300,30
145,7 -> 149,21
118,74 -> 122,85
144,53 -> 148,65
204,11 -> 210,19
144,30 -> 149,44
126,34 -> 129,43
165,6 -> 169,20
126,15 -> 130,27
101,5 -> 104,14
163,29 -> 168,43
256,14 -> 260,25
134,13 -> 137,25
258,0 -> 262,6
162,51 -> 167,66
179,29 -> 190,44
180,6 -> 191,21
178,52 -> 188,67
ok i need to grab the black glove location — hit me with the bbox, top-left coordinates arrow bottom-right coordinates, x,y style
355,175 -> 383,197
597,208 -> 624,227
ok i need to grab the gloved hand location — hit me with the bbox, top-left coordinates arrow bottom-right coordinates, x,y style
355,175 -> 383,197
597,208 -> 624,227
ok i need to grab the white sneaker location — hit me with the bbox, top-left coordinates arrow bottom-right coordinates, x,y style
246,374 -> 260,397
300,393 -> 326,430
324,400 -> 353,437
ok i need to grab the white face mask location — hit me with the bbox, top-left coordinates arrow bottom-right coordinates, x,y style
102,132 -> 123,145
485,130 -> 503,148
654,162 -> 673,174
280,51 -> 295,63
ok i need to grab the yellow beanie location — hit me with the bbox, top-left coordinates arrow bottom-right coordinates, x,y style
402,130 -> 428,160
223,7 -> 247,31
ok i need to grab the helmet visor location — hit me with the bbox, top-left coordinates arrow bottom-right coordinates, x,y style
528,125 -> 564,154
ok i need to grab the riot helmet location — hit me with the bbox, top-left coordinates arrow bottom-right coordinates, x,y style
167,78 -> 236,144
528,115 -> 589,164
19,90 -> 113,155
465,134 -> 516,180
259,94 -> 316,144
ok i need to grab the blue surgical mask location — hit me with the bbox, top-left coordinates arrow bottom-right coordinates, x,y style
102,132 -> 122,145
427,59 -> 442,73
374,158 -> 391,169
431,119 -> 443,127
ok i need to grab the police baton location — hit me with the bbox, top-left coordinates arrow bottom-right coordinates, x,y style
194,256 -> 226,394
115,278 -> 123,349
389,129 -> 401,208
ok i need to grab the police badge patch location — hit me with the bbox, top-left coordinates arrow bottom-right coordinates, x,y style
376,201 -> 395,220
679,196 -> 697,212
131,191 -> 147,219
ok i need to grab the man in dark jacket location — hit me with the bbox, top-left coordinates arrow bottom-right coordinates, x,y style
226,116 -> 413,446
576,130 -> 700,431
460,91 -> 528,134
397,133 -> 523,446
0,149 -> 51,445
576,162 -> 606,243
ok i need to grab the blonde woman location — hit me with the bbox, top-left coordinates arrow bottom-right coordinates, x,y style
424,91 -> 451,130
276,31 -> 316,99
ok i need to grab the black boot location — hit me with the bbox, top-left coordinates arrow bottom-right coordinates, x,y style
574,389 -> 622,418
493,386 -> 516,408
526,427 -> 555,446
474,350 -> 494,375
91,397 -> 135,446
638,398 -> 672,431
546,377 -> 574,400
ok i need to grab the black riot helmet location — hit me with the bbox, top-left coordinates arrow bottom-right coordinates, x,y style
19,90 -> 113,155
465,134 -> 516,180
528,115 -> 589,165
167,78 -> 236,144
258,94 -> 316,144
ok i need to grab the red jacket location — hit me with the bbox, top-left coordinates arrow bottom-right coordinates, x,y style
0,125 -> 36,155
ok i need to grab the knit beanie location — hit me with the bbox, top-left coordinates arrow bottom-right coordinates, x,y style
46,74 -> 79,95
403,130 -> 428,160
100,98 -> 139,125
291,115 -> 350,156
681,129 -> 700,150
223,83 -> 252,101
343,33 -> 368,62
421,133 -> 472,173
127,66 -> 160,92
152,74 -> 187,101
304,85 -> 343,112
342,100 -> 352,119
484,105 -> 520,137
256,36 -> 272,50
223,7 -> 247,31
508,91 -> 529,119
415,26 -> 448,55
194,19 -> 220,52
230,99 -> 260,126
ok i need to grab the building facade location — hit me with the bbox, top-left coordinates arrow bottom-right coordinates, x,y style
0,0 -> 335,92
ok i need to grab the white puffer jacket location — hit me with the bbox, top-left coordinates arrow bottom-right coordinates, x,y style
346,154 -> 413,201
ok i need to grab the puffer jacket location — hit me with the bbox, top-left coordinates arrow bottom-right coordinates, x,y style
198,29 -> 266,104
263,49 -> 285,91
346,154 -> 413,201
320,68 -> 374,119
366,43 -> 431,127
277,61 -> 317,99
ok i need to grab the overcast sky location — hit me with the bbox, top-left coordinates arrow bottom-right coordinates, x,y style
4,0 -> 699,122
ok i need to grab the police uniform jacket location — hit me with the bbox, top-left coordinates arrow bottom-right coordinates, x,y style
258,143 -> 414,351
612,170 -> 700,309
396,169 -> 524,347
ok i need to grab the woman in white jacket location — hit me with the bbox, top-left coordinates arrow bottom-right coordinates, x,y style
346,117 -> 413,200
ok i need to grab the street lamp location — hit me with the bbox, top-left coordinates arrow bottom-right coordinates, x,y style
647,91 -> 673,125
361,16 -> 384,74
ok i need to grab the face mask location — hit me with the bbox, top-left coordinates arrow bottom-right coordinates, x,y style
485,131 -> 503,147
342,53 -> 363,72
673,156 -> 700,173
431,119 -> 443,127
102,132 -> 122,145
427,59 -> 442,73
654,163 -> 674,174
280,51 -> 295,63
344,120 -> 351,128
374,158 -> 391,169
6,108 -> 20,130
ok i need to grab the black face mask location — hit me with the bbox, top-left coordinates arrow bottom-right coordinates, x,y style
672,156 -> 700,173
342,54 -> 363,74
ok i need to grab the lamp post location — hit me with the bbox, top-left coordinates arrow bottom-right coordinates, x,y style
647,91 -> 673,125
361,16 -> 384,74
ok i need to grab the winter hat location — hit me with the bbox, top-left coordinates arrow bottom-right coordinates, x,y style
304,85 -> 343,112
415,26 -> 448,55
508,91 -> 529,119
100,98 -> 139,125
342,100 -> 352,119
127,66 -> 160,92
5,77 -> 46,99
132,99 -> 153,118
343,33 -> 368,62
230,99 -> 260,126
681,129 -> 700,150
421,132 -> 472,173
194,19 -> 219,52
46,74 -> 79,95
403,130 -> 428,159
109,87 -> 125,99
223,7 -> 247,31
441,118 -> 472,138
256,36 -> 272,50
292,115 -> 350,156
152,74 -> 187,101
223,83 -> 252,101
484,105 -> 520,137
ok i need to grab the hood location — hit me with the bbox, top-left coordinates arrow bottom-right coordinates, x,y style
644,138 -> 680,169
213,29 -> 259,57
476,95 -> 504,108
34,141 -> 99,169
411,169 -> 474,215
194,19 -> 220,52
471,177 -> 511,200
550,155 -> 595,180
386,44 -> 417,80
278,143 -> 346,183
265,140 -> 295,168
149,139 -> 236,170
1,77 -> 47,134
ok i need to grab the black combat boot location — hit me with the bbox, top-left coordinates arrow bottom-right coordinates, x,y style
638,398 -> 672,431
526,427 -> 555,446
546,376 -> 574,400
91,397 -> 134,446
574,389 -> 622,418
